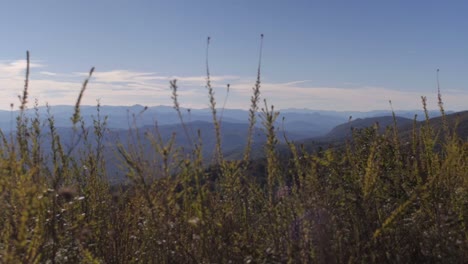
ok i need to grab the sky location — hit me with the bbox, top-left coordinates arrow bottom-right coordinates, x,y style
0,0 -> 467,111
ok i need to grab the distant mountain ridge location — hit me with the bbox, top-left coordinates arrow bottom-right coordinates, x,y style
326,116 -> 414,139
5,105 -> 463,183
298,110 -> 468,155
398,110 -> 468,141
0,105 -> 451,139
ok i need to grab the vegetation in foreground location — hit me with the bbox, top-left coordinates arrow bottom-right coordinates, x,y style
0,46 -> 467,263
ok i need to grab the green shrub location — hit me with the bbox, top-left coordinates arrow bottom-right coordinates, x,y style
0,45 -> 466,263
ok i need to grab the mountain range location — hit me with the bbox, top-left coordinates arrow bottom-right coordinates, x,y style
4,105 -> 464,183
0,105 -> 450,137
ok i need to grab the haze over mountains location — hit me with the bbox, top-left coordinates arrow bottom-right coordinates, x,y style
4,104 -> 463,182
0,104 -> 451,138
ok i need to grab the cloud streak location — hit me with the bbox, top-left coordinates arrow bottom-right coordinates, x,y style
0,59 -> 466,111
0,60 -> 43,79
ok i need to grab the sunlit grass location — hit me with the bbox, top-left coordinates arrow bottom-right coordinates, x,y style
0,45 -> 466,263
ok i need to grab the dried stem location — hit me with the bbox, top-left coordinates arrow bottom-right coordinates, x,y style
72,67 -> 95,125
19,51 -> 30,112
243,34 -> 264,163
206,36 -> 223,163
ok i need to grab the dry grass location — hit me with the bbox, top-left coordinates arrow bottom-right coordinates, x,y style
0,44 -> 467,263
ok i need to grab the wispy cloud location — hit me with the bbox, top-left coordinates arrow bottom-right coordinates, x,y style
74,70 -> 239,85
0,59 -> 466,111
74,70 -> 159,84
215,78 -> 468,111
39,71 -> 57,76
0,60 -> 43,79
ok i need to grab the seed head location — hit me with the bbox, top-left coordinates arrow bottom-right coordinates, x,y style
58,186 -> 77,202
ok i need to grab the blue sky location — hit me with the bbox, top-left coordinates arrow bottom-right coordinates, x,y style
0,0 -> 467,111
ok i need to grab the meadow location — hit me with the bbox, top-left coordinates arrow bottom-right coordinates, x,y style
0,47 -> 467,263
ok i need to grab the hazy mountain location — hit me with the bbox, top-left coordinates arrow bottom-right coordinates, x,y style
21,120 -> 305,182
298,111 -> 468,155
1,105 -> 450,140
325,116 -> 414,139
397,110 -> 468,141
5,105 -> 465,183
278,108 -> 450,119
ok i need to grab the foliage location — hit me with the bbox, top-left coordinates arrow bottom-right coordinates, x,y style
0,48 -> 467,263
